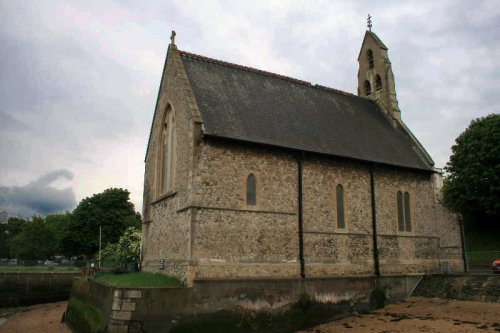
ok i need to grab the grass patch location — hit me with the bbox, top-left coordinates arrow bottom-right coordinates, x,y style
95,272 -> 182,287
65,297 -> 105,333
0,265 -> 79,273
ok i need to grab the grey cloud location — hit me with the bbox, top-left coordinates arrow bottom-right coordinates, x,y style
0,112 -> 32,133
0,169 -> 76,218
0,0 -> 498,212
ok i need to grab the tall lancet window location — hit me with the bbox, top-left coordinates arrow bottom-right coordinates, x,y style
159,105 -> 176,194
367,49 -> 374,68
336,184 -> 345,229
246,174 -> 256,206
397,191 -> 412,232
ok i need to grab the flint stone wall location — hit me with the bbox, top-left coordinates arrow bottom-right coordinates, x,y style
141,47 -> 463,283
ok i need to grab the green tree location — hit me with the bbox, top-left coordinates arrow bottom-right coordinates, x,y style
67,188 -> 141,257
100,226 -> 141,263
10,216 -> 56,259
0,223 -> 8,258
0,217 -> 29,258
45,212 -> 72,255
443,114 -> 500,228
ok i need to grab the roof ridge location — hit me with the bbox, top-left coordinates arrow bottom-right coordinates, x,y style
314,84 -> 364,100
179,50 -> 361,99
179,50 -> 312,86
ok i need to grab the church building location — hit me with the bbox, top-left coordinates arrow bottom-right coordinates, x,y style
141,28 -> 464,285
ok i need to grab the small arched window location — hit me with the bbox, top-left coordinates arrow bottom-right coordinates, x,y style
397,191 -> 404,231
367,49 -> 374,68
397,191 -> 412,232
375,75 -> 382,90
336,184 -> 345,229
246,174 -> 256,206
364,80 -> 371,96
159,105 -> 176,194
404,192 -> 412,231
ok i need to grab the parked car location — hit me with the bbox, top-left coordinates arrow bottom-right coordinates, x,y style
492,259 -> 500,274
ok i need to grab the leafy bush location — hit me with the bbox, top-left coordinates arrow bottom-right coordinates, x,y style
100,226 -> 141,262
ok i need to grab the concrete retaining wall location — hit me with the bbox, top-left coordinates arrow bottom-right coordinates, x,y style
0,272 -> 79,307
69,275 -> 421,333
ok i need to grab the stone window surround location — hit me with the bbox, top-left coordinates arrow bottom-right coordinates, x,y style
396,189 -> 414,233
242,172 -> 262,210
333,182 -> 349,232
157,102 -> 177,198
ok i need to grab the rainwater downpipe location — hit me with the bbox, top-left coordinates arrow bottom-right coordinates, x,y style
459,217 -> 469,272
297,153 -> 305,279
370,164 -> 381,277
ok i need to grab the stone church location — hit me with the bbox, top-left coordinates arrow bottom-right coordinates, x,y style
141,29 -> 464,285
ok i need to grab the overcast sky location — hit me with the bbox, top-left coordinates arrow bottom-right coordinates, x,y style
1,0 -> 499,217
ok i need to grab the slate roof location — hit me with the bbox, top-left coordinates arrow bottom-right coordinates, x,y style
179,51 -> 433,172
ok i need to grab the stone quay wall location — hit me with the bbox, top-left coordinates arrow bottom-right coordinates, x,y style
68,275 -> 421,333
413,274 -> 500,303
0,272 -> 79,307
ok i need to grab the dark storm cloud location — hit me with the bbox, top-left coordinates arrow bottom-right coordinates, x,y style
0,170 -> 76,218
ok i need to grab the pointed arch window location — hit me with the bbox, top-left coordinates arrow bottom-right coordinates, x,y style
364,80 -> 372,96
336,184 -> 345,229
246,174 -> 256,206
375,75 -> 382,90
367,49 -> 374,68
404,192 -> 412,231
159,105 -> 176,194
397,191 -> 412,232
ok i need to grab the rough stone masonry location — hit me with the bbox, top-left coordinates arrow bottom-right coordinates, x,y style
140,30 -> 464,285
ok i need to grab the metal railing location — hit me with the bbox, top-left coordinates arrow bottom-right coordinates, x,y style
465,251 -> 500,273
0,259 -> 139,274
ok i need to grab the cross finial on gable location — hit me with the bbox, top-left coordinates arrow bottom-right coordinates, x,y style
367,14 -> 372,32
170,30 -> 176,45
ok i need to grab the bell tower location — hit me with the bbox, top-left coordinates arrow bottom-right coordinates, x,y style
357,15 -> 400,122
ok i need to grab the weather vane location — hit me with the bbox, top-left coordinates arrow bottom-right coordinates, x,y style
170,30 -> 176,45
367,14 -> 372,32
